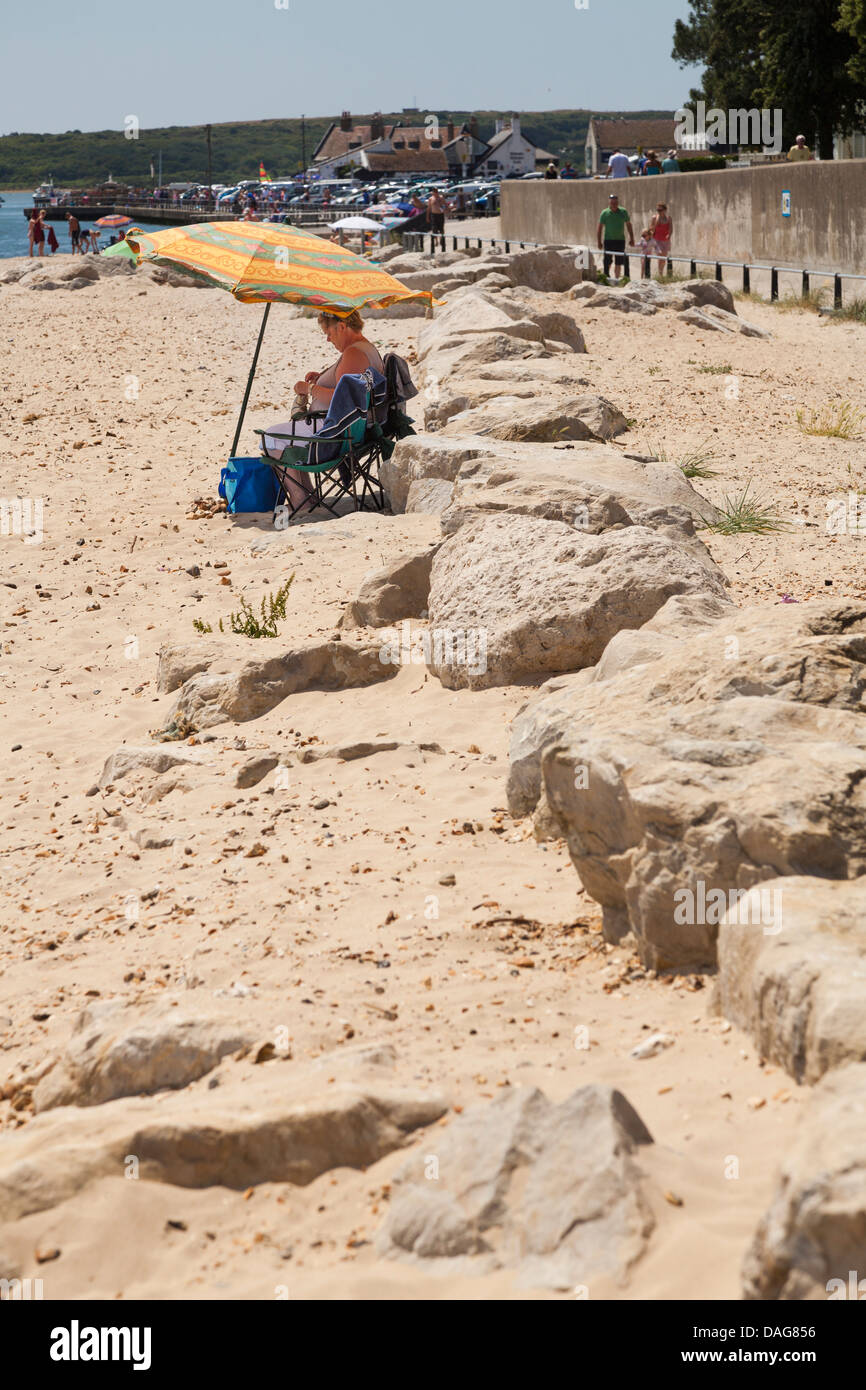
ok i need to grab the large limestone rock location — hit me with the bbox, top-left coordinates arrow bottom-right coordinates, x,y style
378,1084 -> 655,1289
340,545 -> 439,629
384,435 -> 721,540
418,331 -> 553,389
380,436 -> 488,514
33,999 -> 259,1111
505,247 -> 588,293
418,288 -> 586,364
158,640 -> 227,693
680,278 -> 736,313
588,289 -> 658,316
418,291 -> 544,359
422,358 -> 591,431
743,1063 -> 866,1300
678,304 -> 769,337
426,513 -> 727,691
507,591 -> 734,817
438,394 -> 627,444
719,876 -> 866,1083
99,744 -> 210,786
0,1059 -> 448,1221
538,602 -> 866,968
169,638 -> 398,728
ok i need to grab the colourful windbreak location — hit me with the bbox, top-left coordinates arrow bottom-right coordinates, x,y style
125,221 -> 435,313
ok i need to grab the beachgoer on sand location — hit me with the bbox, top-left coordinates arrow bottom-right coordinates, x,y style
261,310 -> 385,512
597,193 -> 634,282
650,202 -> 673,275
66,211 -> 81,253
28,209 -> 45,257
428,187 -> 446,235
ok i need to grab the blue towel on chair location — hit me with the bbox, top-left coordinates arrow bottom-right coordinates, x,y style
306,369 -> 387,466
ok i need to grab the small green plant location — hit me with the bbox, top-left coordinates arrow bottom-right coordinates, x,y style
643,438 -> 719,479
226,575 -> 295,638
776,288 -> 827,314
192,575 -> 295,639
701,483 -> 787,535
830,296 -> 866,324
796,402 -> 864,440
695,363 -> 733,375
647,365 -> 660,375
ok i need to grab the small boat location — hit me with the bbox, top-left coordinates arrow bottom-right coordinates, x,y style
32,178 -> 70,208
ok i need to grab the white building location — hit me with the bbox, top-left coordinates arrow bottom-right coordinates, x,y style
474,117 -> 553,178
834,130 -> 866,158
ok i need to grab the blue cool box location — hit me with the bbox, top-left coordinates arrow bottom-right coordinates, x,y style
218,457 -> 279,513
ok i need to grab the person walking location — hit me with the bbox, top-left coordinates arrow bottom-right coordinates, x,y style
649,202 -> 673,276
597,192 -> 634,282
66,211 -> 81,254
787,134 -> 813,162
544,161 -> 559,179
428,186 -> 446,235
661,148 -> 680,172
606,148 -> 631,179
641,150 -> 662,175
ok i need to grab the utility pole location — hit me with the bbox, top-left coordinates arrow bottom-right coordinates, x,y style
158,149 -> 162,188
300,114 -> 306,176
206,124 -> 213,200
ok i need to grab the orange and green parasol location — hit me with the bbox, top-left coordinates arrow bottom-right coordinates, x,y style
126,220 -> 436,455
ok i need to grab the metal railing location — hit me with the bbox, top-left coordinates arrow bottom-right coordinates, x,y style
403,232 -> 866,309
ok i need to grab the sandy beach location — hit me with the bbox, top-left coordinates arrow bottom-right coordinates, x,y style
1,241 -> 865,1300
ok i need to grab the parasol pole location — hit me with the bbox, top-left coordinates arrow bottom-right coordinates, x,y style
230,303 -> 271,458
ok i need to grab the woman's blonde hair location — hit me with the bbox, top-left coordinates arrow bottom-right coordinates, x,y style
318,309 -> 364,332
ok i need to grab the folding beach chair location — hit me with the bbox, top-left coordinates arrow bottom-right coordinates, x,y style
256,369 -> 389,524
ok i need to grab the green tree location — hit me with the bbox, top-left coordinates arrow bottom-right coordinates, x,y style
838,0 -> 866,84
673,0 -> 865,156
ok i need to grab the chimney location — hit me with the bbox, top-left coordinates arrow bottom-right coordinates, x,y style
447,119 -> 455,142
370,111 -> 384,140
511,115 -> 521,138
468,115 -> 479,140
340,110 -> 352,132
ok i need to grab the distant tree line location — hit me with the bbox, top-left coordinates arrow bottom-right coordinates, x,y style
0,109 -> 673,188
673,0 -> 866,158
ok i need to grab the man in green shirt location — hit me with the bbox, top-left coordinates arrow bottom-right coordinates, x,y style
597,194 -> 635,282
661,149 -> 680,172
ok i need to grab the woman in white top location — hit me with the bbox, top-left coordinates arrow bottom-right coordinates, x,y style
262,309 -> 385,510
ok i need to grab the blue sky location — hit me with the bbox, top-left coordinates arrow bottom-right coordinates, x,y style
2,0 -> 701,134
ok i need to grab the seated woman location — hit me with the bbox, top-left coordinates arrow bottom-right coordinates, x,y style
262,310 -> 385,510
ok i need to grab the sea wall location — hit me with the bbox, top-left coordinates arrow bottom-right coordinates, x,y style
501,159 -> 866,275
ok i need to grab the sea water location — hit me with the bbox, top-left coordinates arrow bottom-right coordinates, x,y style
0,190 -> 166,258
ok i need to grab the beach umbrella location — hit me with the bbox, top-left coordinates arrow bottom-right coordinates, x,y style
328,216 -> 386,231
126,220 -> 437,456
95,214 -> 133,228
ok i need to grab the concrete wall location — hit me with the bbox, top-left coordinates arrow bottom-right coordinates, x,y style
501,160 -> 866,275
